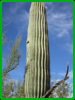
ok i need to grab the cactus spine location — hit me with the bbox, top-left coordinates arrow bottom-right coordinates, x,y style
24,2 -> 50,98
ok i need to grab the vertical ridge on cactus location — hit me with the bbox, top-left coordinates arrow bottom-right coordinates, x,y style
24,2 -> 50,98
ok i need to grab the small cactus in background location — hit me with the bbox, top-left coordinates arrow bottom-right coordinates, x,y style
24,2 -> 50,98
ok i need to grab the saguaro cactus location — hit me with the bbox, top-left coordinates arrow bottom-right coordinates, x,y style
24,2 -> 50,98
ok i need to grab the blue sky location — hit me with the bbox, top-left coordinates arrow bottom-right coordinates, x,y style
2,2 -> 73,97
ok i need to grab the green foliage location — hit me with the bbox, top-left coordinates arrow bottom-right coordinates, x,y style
49,75 -> 73,98
2,75 -> 16,98
55,82 -> 70,98
2,33 -> 22,78
2,14 -> 13,46
13,78 -> 24,98
2,32 -> 7,46
2,15 -> 22,98
2,14 -> 72,98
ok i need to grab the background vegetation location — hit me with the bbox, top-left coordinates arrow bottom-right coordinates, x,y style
2,16 -> 73,98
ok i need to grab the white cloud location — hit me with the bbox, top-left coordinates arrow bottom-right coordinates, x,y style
13,9 -> 29,32
52,72 -> 56,74
51,79 -> 61,83
68,70 -> 73,79
52,13 -> 66,19
58,70 -> 73,79
58,72 -> 65,76
45,3 -> 73,38
44,2 -> 53,6
47,12 -> 73,38
2,2 -> 26,22
67,92 -> 73,98
9,2 -> 26,14
70,83 -> 73,90
62,42 -> 73,54
45,2 -> 73,54
66,43 -> 73,54
2,2 -> 29,35
2,58 -> 5,64
67,82 -> 73,98
45,6 -> 48,9
57,29 -> 69,38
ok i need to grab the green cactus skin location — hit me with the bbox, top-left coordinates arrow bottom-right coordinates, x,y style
24,2 -> 50,98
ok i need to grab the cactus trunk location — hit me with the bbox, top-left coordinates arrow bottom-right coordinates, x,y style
24,2 -> 50,98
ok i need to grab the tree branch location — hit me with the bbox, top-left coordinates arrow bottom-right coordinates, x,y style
42,62 -> 69,98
